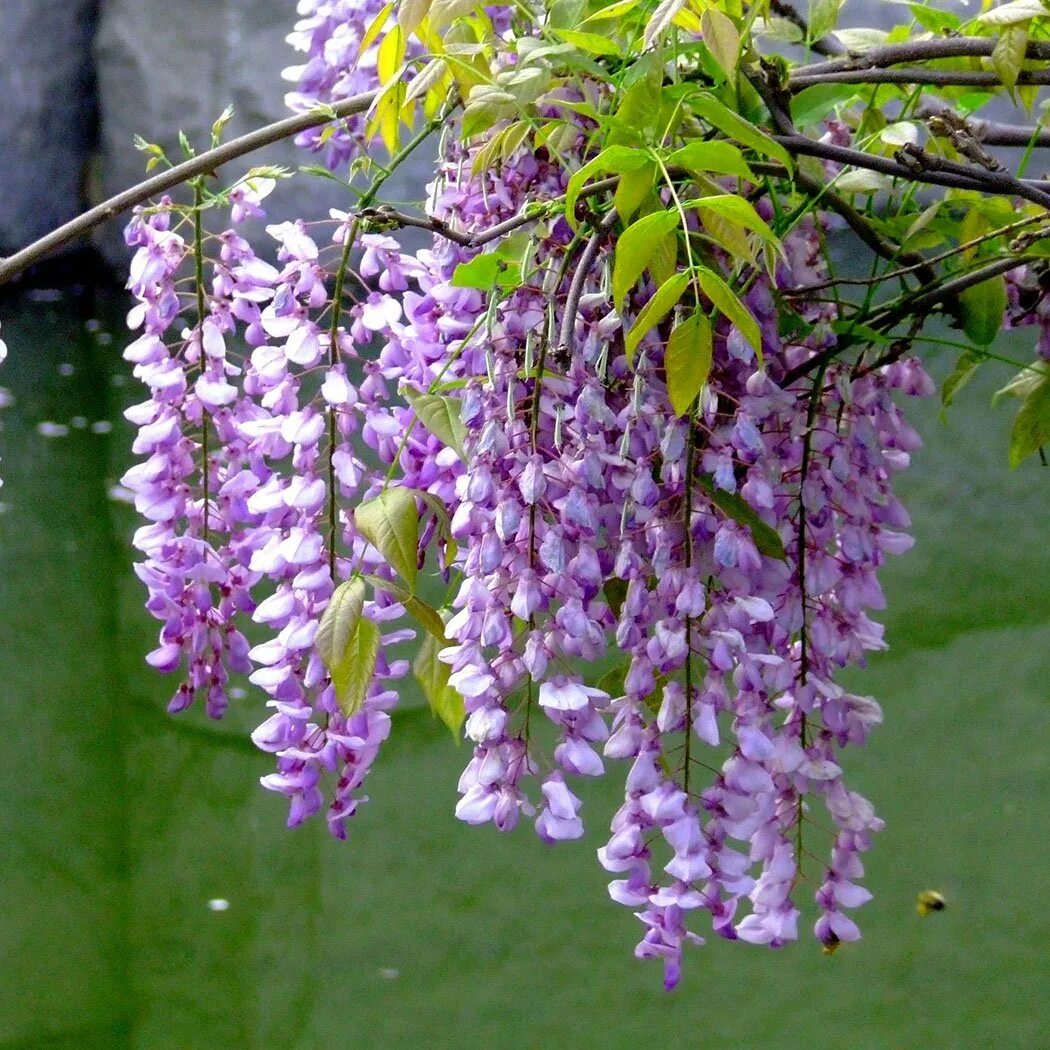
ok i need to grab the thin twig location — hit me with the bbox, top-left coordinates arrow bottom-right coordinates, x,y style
558,210 -> 619,350
790,67 -> 1050,90
772,135 -> 1050,208
356,177 -> 619,248
794,36 -> 1050,77
0,91 -> 378,285
781,254 -> 1036,386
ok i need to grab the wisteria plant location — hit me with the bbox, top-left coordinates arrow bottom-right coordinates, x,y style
2,0 -> 1050,990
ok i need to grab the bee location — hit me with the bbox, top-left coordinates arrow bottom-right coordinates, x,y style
916,890 -> 946,917
821,933 -> 841,957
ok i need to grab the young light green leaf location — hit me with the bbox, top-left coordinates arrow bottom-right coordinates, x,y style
909,3 -> 960,32
880,121 -> 921,147
689,194 -> 779,246
958,273 -> 1008,346
376,24 -> 406,85
834,169 -> 895,194
210,104 -> 235,145
697,267 -> 762,359
940,350 -> 982,409
360,1 -> 395,54
697,206 -> 754,264
614,161 -> 657,223
697,475 -> 787,560
565,145 -> 651,228
991,22 -> 1030,91
667,140 -> 756,180
790,84 -> 860,127
581,0 -> 642,22
808,0 -> 843,40
978,0 -> 1045,26
1008,367 -> 1050,467
613,211 -> 681,311
992,360 -> 1049,405
665,311 -> 713,416
363,574 -> 449,640
700,8 -> 740,77
397,0 -> 431,34
451,253 -> 500,289
553,28 -> 622,55
689,94 -> 793,169
330,616 -> 381,717
643,0 -> 687,48
406,57 -> 449,103
315,577 -> 368,675
354,487 -> 419,590
405,391 -> 468,460
625,271 -> 690,364
414,633 -> 465,737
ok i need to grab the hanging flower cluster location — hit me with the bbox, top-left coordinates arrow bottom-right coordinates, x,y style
101,0 -> 1050,990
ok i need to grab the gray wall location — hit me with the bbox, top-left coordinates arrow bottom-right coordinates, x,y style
0,0 -> 99,255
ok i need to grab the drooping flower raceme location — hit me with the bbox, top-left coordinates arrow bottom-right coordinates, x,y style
103,0 -> 1021,991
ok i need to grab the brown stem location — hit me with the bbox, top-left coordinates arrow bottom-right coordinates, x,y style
772,135 -> 1050,208
0,90 -> 378,285
794,36 -> 1050,76
790,67 -> 1050,90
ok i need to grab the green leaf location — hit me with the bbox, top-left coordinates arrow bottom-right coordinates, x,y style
405,391 -> 468,459
700,8 -> 740,77
451,253 -> 501,289
354,488 -> 419,590
689,93 -> 793,170
614,161 -> 657,223
993,359 -> 1050,405
808,0 -> 843,40
210,104 -> 235,146
330,616 -> 381,717
689,194 -> 779,246
595,659 -> 629,700
958,274 -> 1008,346
565,145 -> 651,228
315,577 -> 368,676
613,211 -> 680,312
643,0 -> 688,48
397,0 -> 432,34
978,0 -> 1046,26
414,633 -> 464,737
377,24 -> 406,86
991,22 -> 1030,92
1009,368 -> 1050,467
608,69 -> 663,146
666,140 -> 756,180
553,28 -> 622,54
790,84 -> 859,127
696,267 -> 762,360
362,574 -> 449,641
908,3 -> 959,31
625,271 -> 690,364
940,351 -> 982,410
665,310 -> 713,416
834,169 -> 895,194
602,577 -> 629,619
697,475 -> 787,561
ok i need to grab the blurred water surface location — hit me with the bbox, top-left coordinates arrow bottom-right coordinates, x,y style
0,292 -> 1047,1049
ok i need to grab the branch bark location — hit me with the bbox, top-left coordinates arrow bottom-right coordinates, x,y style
790,67 -> 1050,90
771,135 -> 1050,209
793,36 -> 1050,75
0,91 -> 378,286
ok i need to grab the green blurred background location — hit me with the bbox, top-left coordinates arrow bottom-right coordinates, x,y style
0,293 -> 1047,1049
